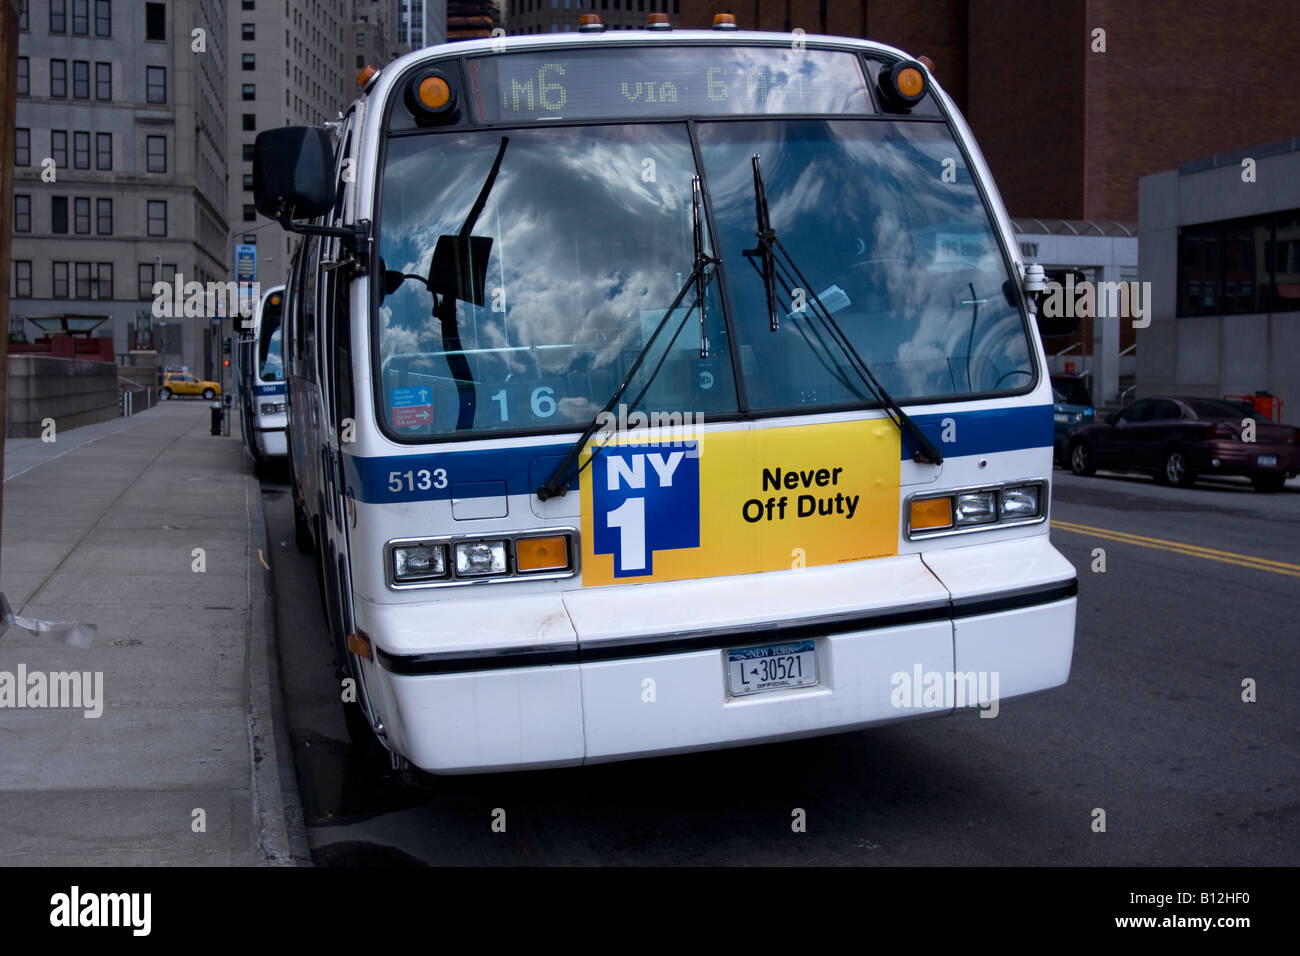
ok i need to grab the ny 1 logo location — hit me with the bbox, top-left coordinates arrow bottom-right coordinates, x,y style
592,447 -> 700,577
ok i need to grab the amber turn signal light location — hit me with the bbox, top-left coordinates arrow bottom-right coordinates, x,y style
909,497 -> 953,532
516,535 -> 570,573
346,629 -> 374,661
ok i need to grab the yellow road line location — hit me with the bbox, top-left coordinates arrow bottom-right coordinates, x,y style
1051,520 -> 1300,578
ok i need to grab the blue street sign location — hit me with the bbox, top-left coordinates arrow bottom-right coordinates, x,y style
235,244 -> 257,282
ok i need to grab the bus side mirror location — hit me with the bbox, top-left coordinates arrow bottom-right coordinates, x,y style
253,127 -> 336,224
1033,268 -> 1084,339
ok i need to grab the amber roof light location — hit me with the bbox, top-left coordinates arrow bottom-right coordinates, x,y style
713,13 -> 738,30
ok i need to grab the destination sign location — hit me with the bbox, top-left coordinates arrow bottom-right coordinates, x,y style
468,46 -> 872,123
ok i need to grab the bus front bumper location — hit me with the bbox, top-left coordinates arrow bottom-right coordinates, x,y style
356,535 -> 1076,774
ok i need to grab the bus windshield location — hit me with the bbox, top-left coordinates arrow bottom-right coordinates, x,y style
258,298 -> 283,382
375,113 -> 1032,438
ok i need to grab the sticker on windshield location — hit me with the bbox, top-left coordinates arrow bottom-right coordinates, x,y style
391,386 -> 434,429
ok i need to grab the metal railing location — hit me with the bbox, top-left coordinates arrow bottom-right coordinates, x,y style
118,379 -> 158,418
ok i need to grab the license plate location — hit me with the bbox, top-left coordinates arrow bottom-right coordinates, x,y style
727,640 -> 818,697
1053,412 -> 1069,423
1258,454 -> 1278,467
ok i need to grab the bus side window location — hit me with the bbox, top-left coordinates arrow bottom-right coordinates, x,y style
283,242 -> 300,378
300,236 -> 320,384
326,120 -> 357,433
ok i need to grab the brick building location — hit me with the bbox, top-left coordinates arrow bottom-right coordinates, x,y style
679,0 -> 1300,224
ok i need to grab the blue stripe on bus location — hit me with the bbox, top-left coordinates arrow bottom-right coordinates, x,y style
342,404 -> 1053,504
909,404 -> 1053,457
255,384 -> 287,396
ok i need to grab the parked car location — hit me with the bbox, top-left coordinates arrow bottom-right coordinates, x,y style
1051,374 -> 1094,464
1067,395 -> 1299,492
160,372 -> 221,400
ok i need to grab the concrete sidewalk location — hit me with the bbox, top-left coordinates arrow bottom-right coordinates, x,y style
0,402 -> 306,865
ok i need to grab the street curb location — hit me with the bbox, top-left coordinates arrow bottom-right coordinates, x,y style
244,464 -> 313,865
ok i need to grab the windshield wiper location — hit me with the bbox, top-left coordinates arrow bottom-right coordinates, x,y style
744,154 -> 943,466
536,176 -> 717,501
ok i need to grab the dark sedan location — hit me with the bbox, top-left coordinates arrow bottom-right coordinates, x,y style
1067,396 -> 1299,492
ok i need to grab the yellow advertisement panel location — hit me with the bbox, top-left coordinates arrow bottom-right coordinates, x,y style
580,419 -> 900,587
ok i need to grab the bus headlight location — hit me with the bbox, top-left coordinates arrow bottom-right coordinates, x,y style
393,544 -> 448,582
999,484 -> 1041,519
260,402 -> 286,415
454,539 -> 509,577
954,491 -> 997,525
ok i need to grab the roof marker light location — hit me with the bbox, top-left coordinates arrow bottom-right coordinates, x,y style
878,59 -> 928,111
647,12 -> 671,30
578,14 -> 605,33
713,13 -> 738,30
356,64 -> 378,89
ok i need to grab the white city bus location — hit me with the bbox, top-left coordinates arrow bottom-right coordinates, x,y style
255,15 -> 1078,779
234,285 -> 289,469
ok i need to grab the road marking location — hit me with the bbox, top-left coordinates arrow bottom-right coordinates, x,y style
1052,519 -> 1300,578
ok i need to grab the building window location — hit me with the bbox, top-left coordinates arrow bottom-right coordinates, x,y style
52,131 -> 67,168
147,135 -> 167,172
18,0 -> 28,31
17,57 -> 28,96
138,264 -> 154,299
242,143 -> 255,161
72,0 -> 88,34
15,129 -> 30,167
96,133 -> 112,169
243,0 -> 255,8
145,2 -> 165,40
74,197 -> 91,234
94,0 -> 111,36
97,263 -> 114,299
147,200 -> 167,236
51,59 -> 67,97
50,0 -> 66,33
14,195 -> 31,233
95,61 -> 111,99
146,66 -> 166,103
242,113 -> 256,131
242,174 -> 254,190
241,23 -> 255,42
75,262 -> 92,298
243,204 -> 257,221
97,198 -> 113,234
53,262 -> 69,298
242,83 -> 256,101
73,60 -> 89,98
355,54 -> 364,69
356,32 -> 365,46
14,262 -> 33,299
73,131 -> 89,168
242,53 -> 256,71
52,196 -> 69,234
1177,209 -> 1300,317
1275,213 -> 1300,313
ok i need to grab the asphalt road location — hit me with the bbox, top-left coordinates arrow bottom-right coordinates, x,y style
260,463 -> 1300,866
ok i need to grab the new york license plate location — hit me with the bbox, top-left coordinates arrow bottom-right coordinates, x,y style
1258,454 -> 1278,467
727,640 -> 818,697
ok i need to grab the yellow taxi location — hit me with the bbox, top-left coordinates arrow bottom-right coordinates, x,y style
161,372 -> 222,399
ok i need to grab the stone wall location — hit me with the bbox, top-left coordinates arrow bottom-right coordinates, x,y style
6,355 -> 120,438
